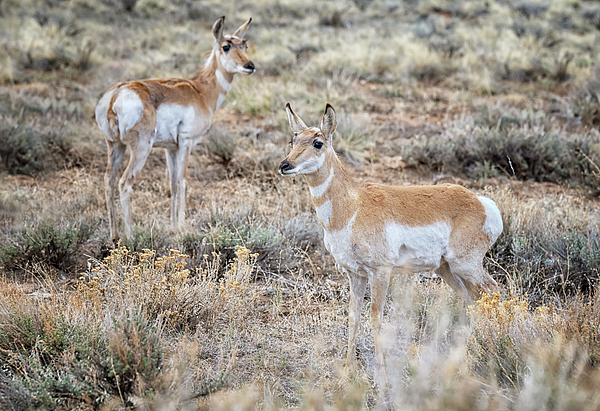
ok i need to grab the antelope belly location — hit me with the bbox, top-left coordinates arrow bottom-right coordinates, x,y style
155,103 -> 196,145
384,221 -> 451,271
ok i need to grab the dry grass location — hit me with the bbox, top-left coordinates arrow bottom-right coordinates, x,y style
3,0 -> 600,408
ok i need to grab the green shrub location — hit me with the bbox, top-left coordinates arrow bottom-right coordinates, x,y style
105,314 -> 163,397
180,209 -> 321,276
572,71 -> 600,127
403,123 -> 600,192
123,223 -> 170,253
203,127 -> 238,167
0,306 -> 165,408
1,221 -> 97,272
182,217 -> 289,275
0,310 -> 106,409
0,124 -> 74,176
488,227 -> 600,301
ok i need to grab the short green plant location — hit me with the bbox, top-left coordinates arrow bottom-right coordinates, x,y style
1,221 -> 97,272
182,214 -> 290,274
403,123 -> 600,192
0,124 -> 73,176
105,314 -> 164,397
573,70 -> 600,127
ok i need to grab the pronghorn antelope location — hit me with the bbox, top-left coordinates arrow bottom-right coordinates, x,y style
95,16 -> 254,241
279,103 -> 503,372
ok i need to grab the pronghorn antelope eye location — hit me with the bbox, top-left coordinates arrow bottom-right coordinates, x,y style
223,44 -> 230,52
288,139 -> 293,147
313,141 -> 323,149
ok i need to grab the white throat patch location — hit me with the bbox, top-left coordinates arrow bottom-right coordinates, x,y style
216,94 -> 226,110
309,167 -> 334,198
216,70 -> 231,92
315,199 -> 333,226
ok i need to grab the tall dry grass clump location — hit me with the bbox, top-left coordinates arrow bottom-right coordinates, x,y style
0,245 -> 263,409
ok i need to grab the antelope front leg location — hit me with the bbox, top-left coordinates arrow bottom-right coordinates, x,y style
346,273 -> 368,369
370,267 -> 392,391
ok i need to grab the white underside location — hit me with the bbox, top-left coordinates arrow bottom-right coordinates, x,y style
323,217 -> 453,275
216,70 -> 231,92
385,221 -> 452,271
315,199 -> 332,226
154,103 -> 199,146
95,88 -> 211,148
323,212 -> 358,270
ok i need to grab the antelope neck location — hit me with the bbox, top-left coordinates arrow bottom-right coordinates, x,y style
194,51 -> 235,94
305,152 -> 358,229
193,51 -> 235,113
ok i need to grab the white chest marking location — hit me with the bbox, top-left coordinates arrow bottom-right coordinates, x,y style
113,88 -> 144,136
384,221 -> 451,270
323,212 -> 358,269
216,69 -> 231,92
155,103 -> 196,141
216,93 -> 226,110
315,199 -> 332,226
310,167 -> 334,198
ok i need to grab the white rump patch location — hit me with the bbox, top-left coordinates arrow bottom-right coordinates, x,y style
113,88 -> 144,137
385,221 -> 451,271
309,167 -> 334,198
155,103 -> 196,143
315,199 -> 332,226
477,196 -> 503,245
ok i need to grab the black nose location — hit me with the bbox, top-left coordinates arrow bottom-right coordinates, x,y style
279,160 -> 292,173
244,61 -> 255,71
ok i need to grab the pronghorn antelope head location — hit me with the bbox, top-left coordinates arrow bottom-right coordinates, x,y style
212,16 -> 255,75
279,103 -> 337,177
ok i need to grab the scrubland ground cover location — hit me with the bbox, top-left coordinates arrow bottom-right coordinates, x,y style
2,0 -> 600,409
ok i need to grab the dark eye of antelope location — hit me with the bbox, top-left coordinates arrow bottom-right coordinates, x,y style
313,141 -> 323,149
223,44 -> 230,52
288,139 -> 293,148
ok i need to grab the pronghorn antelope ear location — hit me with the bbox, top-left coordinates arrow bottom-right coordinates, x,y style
320,104 -> 337,142
233,17 -> 252,39
212,16 -> 226,43
285,103 -> 308,134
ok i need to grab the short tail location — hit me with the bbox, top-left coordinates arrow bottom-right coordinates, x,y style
477,196 -> 503,245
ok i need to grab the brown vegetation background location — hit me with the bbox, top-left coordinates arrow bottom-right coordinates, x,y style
2,0 -> 600,409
